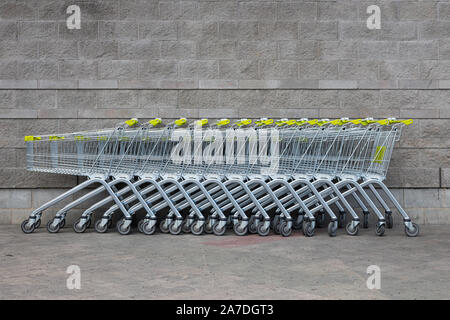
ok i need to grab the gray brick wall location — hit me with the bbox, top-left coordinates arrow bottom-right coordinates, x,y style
0,0 -> 449,224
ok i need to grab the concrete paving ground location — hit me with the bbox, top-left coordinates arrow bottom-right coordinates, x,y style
0,224 -> 449,300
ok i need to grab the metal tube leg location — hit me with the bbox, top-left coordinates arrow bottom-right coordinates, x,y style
54,185 -> 107,223
181,179 -> 224,234
149,179 -> 186,233
247,180 -> 293,232
340,180 -> 387,236
203,179 -> 248,235
363,179 -> 417,234
315,179 -> 360,235
22,178 -> 130,234
24,179 -> 98,229
271,179 -> 317,236
227,179 -> 271,236
82,181 -> 148,225
297,179 -> 340,237
345,184 -> 370,228
46,178 -> 131,234
347,184 -> 369,212
367,183 -> 394,228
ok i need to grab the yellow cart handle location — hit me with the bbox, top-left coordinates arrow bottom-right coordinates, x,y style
216,119 -> 230,127
24,136 -> 41,141
389,119 -> 413,125
174,118 -> 187,127
235,119 -> 252,127
125,118 -> 139,127
195,118 -> 208,127
148,118 -> 162,127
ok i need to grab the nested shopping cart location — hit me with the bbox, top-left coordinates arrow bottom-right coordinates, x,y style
21,117 -> 419,237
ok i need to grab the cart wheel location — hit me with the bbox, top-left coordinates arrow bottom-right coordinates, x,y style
375,224 -> 385,237
59,219 -> 66,229
316,212 -> 325,228
204,217 -> 213,234
117,219 -> 131,235
159,220 -> 169,233
405,223 -> 419,237
345,222 -> 359,236
248,222 -> 257,234
280,221 -> 292,237
338,212 -> 346,228
35,219 -> 41,229
363,212 -> 369,228
169,221 -> 182,235
328,221 -> 337,237
142,221 -> 156,235
21,219 -> 36,234
386,214 -> 393,229
272,215 -> 279,229
302,221 -> 314,237
273,220 -> 281,234
182,219 -> 191,233
107,219 -> 112,228
190,222 -> 204,235
73,219 -> 87,233
137,219 -> 144,233
293,215 -> 303,230
46,219 -> 60,233
95,219 -> 108,233
233,221 -> 247,236
257,222 -> 270,237
248,216 -> 257,234
213,222 -> 226,236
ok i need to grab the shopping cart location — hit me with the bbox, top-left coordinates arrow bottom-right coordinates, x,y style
21,117 -> 419,237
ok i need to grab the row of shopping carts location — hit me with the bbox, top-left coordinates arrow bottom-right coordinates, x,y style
21,117 -> 419,237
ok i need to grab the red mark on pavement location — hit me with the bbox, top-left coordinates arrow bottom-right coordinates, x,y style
201,233 -> 302,248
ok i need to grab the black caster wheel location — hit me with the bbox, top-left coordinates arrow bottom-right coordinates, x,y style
257,222 -> 270,236
363,213 -> 369,228
182,219 -> 191,233
233,221 -> 247,236
204,217 -> 213,234
138,219 -> 145,233
35,219 -> 41,229
213,222 -> 226,236
21,219 -> 36,234
117,219 -> 131,235
169,221 -> 182,235
317,212 -> 325,228
272,215 -> 280,230
142,221 -> 156,235
59,219 -> 66,229
73,218 -> 88,233
293,216 -> 303,230
159,220 -> 170,233
405,223 -> 419,237
47,219 -> 61,233
328,221 -> 337,237
190,222 -> 204,235
345,222 -> 359,236
302,221 -> 314,237
338,212 -> 346,228
386,213 -> 393,229
248,216 -> 257,234
273,221 -> 281,234
375,224 -> 385,237
248,222 -> 257,234
95,219 -> 108,233
280,221 -> 292,237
